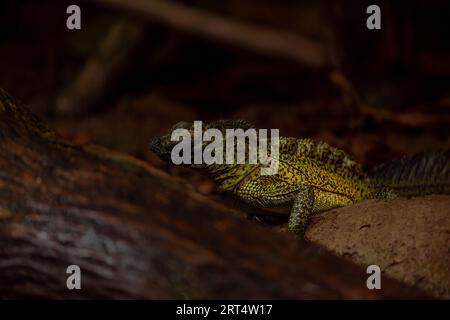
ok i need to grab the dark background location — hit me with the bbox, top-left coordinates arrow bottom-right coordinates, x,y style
0,0 -> 449,192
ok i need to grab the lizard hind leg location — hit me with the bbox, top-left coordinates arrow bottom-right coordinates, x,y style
288,186 -> 315,234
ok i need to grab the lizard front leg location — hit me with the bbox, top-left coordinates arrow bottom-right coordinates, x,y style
288,185 -> 315,234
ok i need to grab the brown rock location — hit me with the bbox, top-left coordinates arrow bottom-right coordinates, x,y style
307,196 -> 450,298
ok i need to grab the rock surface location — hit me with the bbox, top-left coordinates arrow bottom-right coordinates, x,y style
307,196 -> 450,298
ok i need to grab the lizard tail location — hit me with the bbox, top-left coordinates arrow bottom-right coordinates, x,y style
368,150 -> 450,198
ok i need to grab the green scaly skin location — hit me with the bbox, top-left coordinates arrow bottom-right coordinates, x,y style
150,120 -> 450,234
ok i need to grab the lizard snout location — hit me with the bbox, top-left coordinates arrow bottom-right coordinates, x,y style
149,136 -> 175,163
149,137 -> 162,154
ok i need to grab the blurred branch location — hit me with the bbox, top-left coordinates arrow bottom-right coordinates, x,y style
359,105 -> 450,127
330,71 -> 450,127
95,0 -> 329,68
56,20 -> 145,116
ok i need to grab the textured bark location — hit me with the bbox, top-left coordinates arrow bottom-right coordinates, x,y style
0,88 -> 426,299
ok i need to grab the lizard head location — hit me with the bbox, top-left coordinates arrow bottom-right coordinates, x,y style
150,119 -> 255,166
149,121 -> 195,163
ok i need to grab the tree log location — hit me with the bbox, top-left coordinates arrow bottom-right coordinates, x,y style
0,88 -> 426,298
